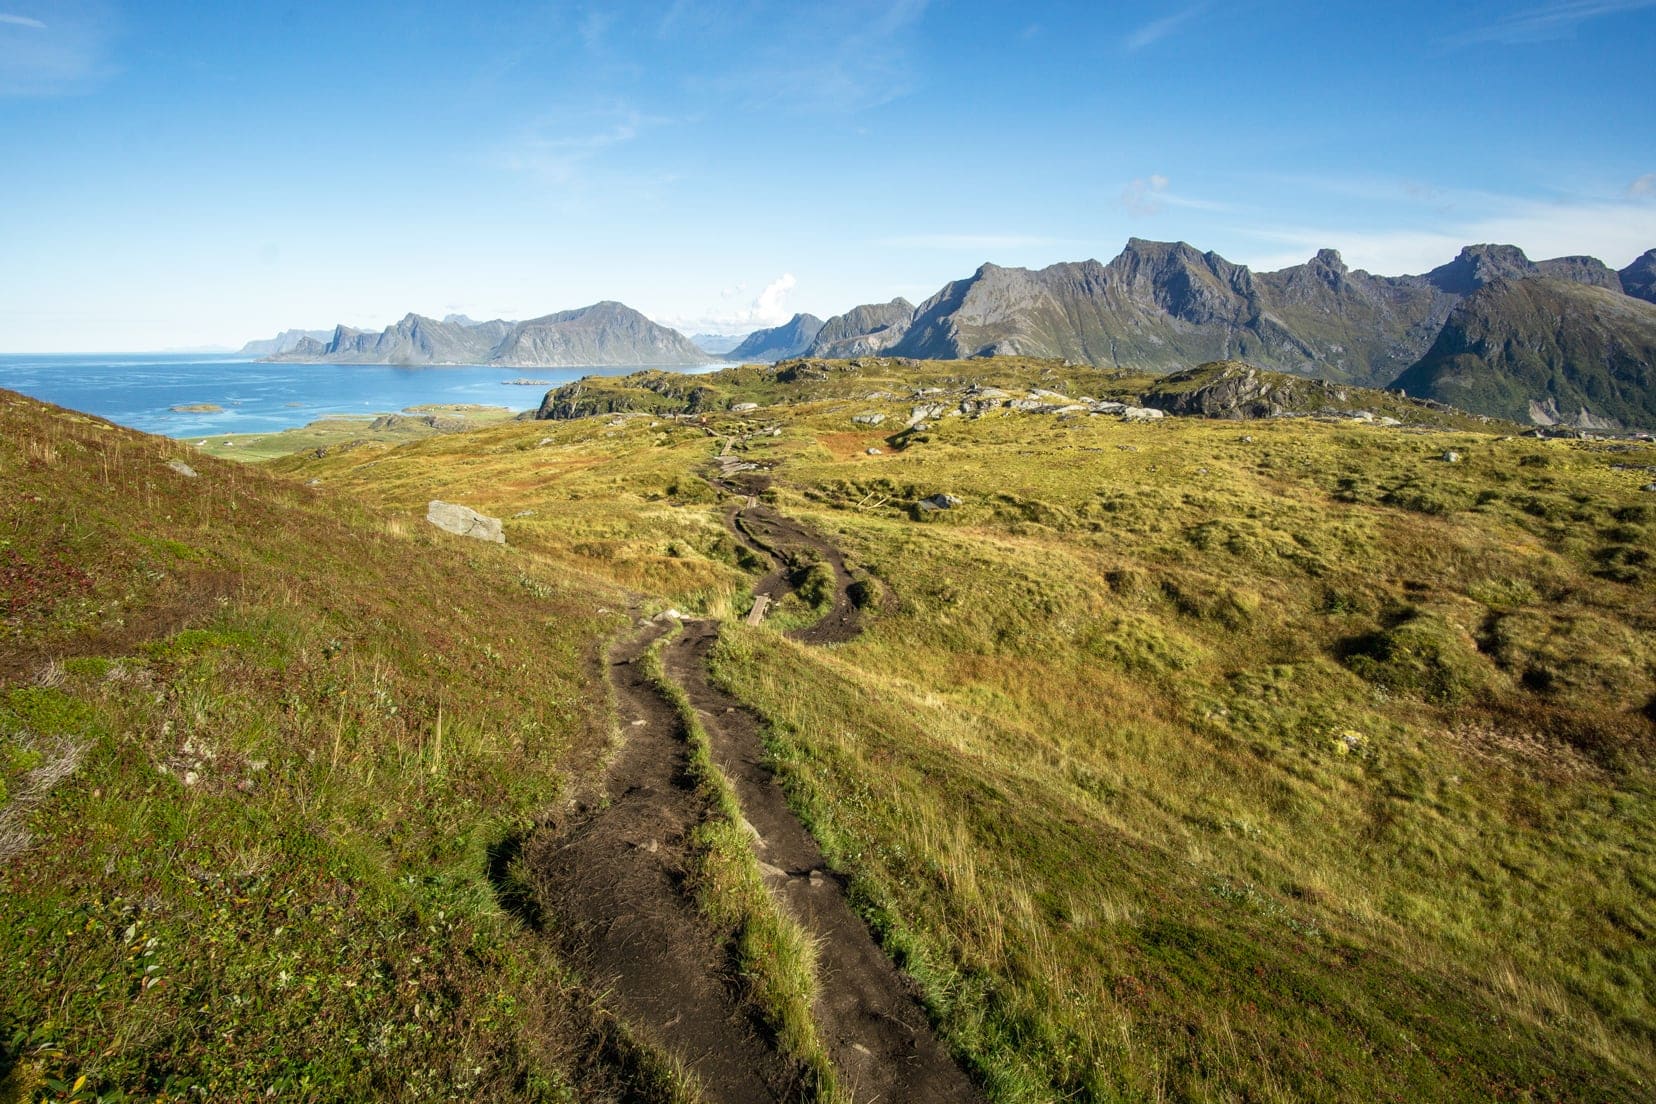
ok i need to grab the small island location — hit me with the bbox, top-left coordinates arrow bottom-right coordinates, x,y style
170,402 -> 224,413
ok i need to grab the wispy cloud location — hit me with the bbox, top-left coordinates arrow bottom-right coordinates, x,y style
0,2 -> 113,96
1630,173 -> 1656,198
1125,3 -> 1207,51
879,233 -> 1061,250
692,0 -> 933,114
498,104 -> 667,186
1449,0 -> 1656,45
1119,175 -> 1230,217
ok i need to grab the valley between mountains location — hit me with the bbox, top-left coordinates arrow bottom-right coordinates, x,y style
2,351 -> 1654,1102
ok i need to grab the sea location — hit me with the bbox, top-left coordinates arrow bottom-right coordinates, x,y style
0,353 -> 718,439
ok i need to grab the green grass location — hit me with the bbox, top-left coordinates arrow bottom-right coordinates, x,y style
0,392 -> 691,1102
16,352 -> 1654,1102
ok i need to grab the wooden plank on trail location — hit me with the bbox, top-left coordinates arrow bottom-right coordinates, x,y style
745,594 -> 770,626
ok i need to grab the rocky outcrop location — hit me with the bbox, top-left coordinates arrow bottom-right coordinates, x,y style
239,328 -> 335,357
725,314 -> 825,362
1141,361 -> 1353,419
808,299 -> 915,358
1390,278 -> 1656,430
426,501 -> 505,543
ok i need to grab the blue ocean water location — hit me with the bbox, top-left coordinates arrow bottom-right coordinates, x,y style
0,354 -> 715,438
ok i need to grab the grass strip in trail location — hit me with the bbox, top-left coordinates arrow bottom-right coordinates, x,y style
523,621 -> 794,1104
638,630 -> 843,1103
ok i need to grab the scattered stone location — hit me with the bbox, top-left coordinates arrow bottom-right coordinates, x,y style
426,500 -> 506,543
908,403 -> 948,427
1089,401 -> 1128,415
731,402 -> 759,412
653,608 -> 685,622
512,509 -> 537,517
1240,435 -> 1255,443
537,437 -> 553,446
1121,406 -> 1166,421
917,493 -> 962,511
1643,483 -> 1656,493
865,447 -> 882,455
852,412 -> 886,426
306,478 -> 322,486
165,459 -> 199,478
1441,450 -> 1462,463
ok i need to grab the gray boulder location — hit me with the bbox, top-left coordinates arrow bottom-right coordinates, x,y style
426,500 -> 505,543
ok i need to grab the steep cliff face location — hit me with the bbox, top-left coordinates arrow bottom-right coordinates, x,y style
1621,249 -> 1656,304
1390,278 -> 1656,429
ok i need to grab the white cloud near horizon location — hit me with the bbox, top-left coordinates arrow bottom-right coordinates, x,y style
667,273 -> 801,336
1125,4 -> 1207,51
1449,0 -> 1656,45
1230,193 -> 1656,275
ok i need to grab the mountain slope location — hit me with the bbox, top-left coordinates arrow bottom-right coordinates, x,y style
807,298 -> 915,358
887,240 -> 1645,388
239,327 -> 336,357
1622,248 -> 1656,304
489,301 -> 707,367
724,313 -> 825,362
1391,277 -> 1656,429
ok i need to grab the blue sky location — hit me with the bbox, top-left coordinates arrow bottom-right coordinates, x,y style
2,0 -> 1654,351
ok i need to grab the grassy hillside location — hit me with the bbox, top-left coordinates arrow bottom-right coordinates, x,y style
286,362 -> 1656,1102
10,348 -> 1655,1102
0,392 -> 691,1102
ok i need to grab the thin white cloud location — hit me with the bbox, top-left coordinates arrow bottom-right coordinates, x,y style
1630,173 -> 1656,198
1449,0 -> 1656,45
0,2 -> 111,96
1121,174 -> 1170,215
1125,4 -> 1207,51
498,104 -> 666,186
879,233 -> 1061,250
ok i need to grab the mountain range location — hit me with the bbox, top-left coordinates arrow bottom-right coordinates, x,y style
262,302 -> 708,368
246,241 -> 1656,429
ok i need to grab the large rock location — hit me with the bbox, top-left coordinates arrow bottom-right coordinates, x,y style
1141,361 -> 1347,419
426,501 -> 505,543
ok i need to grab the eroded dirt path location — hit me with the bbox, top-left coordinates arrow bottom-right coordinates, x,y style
664,620 -> 982,1104
528,621 -> 791,1103
528,436 -> 979,1102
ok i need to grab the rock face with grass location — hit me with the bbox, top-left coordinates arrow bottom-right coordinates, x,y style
807,298 -> 915,358
1141,361 -> 1355,419
1390,278 -> 1656,430
724,313 -> 825,362
267,302 -> 706,367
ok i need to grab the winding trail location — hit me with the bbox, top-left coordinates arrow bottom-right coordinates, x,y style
530,440 -> 981,1103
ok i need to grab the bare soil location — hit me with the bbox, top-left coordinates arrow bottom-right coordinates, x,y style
527,621 -> 793,1103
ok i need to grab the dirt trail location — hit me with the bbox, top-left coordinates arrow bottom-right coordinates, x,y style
526,437 -> 979,1102
665,620 -> 981,1103
528,622 -> 791,1103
